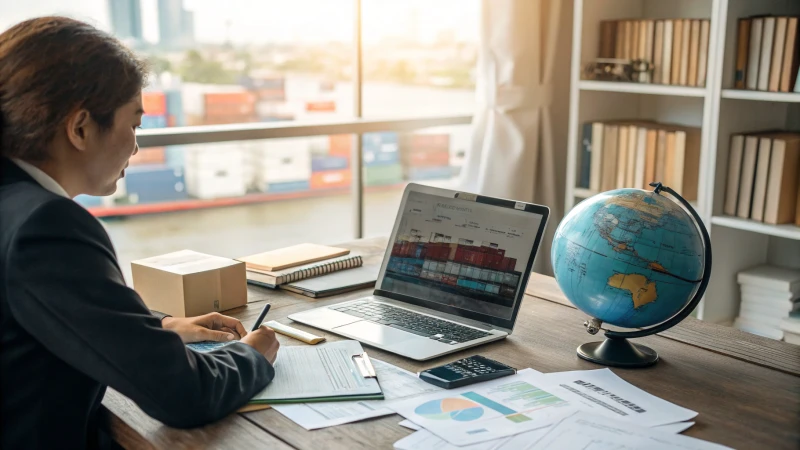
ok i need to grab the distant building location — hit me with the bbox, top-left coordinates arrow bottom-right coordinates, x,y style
158,0 -> 194,49
108,0 -> 143,42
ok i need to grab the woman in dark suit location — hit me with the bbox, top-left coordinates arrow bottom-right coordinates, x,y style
0,17 -> 279,449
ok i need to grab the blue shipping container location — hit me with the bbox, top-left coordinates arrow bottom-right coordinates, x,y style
406,166 -> 453,181
312,155 -> 349,172
124,165 -> 187,203
165,90 -> 185,126
140,115 -> 167,129
266,180 -> 310,193
164,146 -> 185,168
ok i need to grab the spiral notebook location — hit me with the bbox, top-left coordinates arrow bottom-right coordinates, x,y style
246,254 -> 363,288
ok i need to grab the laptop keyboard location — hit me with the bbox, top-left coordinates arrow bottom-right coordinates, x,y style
330,301 -> 491,345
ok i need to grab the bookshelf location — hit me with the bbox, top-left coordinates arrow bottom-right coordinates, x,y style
565,0 -> 800,330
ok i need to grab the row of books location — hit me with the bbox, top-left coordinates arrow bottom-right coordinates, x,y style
733,265 -> 799,343
578,121 -> 700,201
735,16 -> 800,93
598,19 -> 710,86
723,132 -> 800,226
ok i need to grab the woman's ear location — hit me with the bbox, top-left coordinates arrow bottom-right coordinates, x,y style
65,109 -> 93,152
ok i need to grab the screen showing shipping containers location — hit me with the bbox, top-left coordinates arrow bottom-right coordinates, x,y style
381,191 -> 543,320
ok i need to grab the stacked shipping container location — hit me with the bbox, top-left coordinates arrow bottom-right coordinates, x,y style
387,240 -> 521,302
401,133 -> 452,181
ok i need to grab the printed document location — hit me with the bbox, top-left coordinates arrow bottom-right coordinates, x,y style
272,359 -> 441,429
541,368 -> 697,427
250,340 -> 381,403
387,370 -> 577,446
530,411 -> 732,450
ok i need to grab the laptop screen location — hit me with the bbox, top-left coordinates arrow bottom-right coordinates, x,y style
377,188 -> 547,328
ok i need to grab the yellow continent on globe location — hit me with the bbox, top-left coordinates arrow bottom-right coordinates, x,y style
607,273 -> 658,309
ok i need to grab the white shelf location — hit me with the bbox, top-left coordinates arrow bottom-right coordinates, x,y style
710,216 -> 800,241
578,80 -> 707,97
721,89 -> 800,103
573,188 -> 597,198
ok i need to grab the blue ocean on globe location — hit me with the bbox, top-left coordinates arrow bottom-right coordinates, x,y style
551,189 -> 704,328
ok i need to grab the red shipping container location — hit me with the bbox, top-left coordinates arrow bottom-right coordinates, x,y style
329,134 -> 352,157
310,169 -> 351,190
407,133 -> 450,150
142,92 -> 166,116
306,101 -> 336,112
129,147 -> 166,165
403,150 -> 450,167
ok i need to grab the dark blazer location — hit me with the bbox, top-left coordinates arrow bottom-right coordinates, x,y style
0,157 -> 274,449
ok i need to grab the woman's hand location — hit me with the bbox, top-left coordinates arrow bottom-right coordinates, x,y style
161,312 -> 248,343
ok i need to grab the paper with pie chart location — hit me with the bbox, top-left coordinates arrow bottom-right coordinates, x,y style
387,371 -> 578,446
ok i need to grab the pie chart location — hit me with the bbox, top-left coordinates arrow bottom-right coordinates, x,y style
415,398 -> 485,422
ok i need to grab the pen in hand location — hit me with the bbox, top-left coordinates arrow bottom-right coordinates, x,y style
251,303 -> 271,332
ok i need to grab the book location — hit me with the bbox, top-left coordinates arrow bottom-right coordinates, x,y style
741,285 -> 799,303
679,19 -> 691,85
763,134 -> 800,224
631,20 -> 640,61
653,20 -> 665,84
616,126 -> 629,189
780,311 -> 800,335
246,253 -> 363,288
633,127 -> 648,189
579,123 -> 592,189
750,137 -> 773,221
780,17 -> 799,92
735,18 -> 751,89
785,332 -> 800,345
734,316 -> 784,340
624,20 -> 635,60
664,131 -> 677,188
688,20 -> 700,86
737,265 -> 800,293
615,20 -> 626,58
768,17 -> 788,92
737,136 -> 760,218
655,129 -> 667,185
671,19 -> 683,85
280,263 -> 380,298
590,122 -> 604,192
601,125 -> 619,192
758,17 -> 776,91
797,181 -> 800,225
644,20 -> 655,83
626,125 -> 638,187
724,135 -> 745,216
644,129 -> 658,188
662,20 -> 674,84
239,243 -> 350,272
697,20 -> 710,87
599,20 -> 617,58
746,18 -> 764,90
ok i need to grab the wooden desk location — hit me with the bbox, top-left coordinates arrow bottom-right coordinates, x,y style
102,237 -> 800,450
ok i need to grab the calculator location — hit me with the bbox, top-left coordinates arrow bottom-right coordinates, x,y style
418,355 -> 517,389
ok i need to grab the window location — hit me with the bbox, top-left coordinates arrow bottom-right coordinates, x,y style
1,1 -> 478,282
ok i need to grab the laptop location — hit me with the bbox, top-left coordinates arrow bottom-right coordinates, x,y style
288,183 -> 549,361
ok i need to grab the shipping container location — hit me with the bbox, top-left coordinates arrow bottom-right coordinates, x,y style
129,147 -> 166,166
476,282 -> 487,291
402,150 -> 450,167
329,134 -> 351,157
406,166 -> 453,181
311,155 -> 349,172
265,180 -> 310,193
142,92 -> 167,116
305,101 -> 336,112
365,163 -> 403,186
479,270 -> 490,281
500,286 -> 516,298
443,274 -> 458,286
402,133 -> 450,151
140,115 -> 167,129
310,169 -> 351,190
124,165 -> 187,204
363,132 -> 398,148
485,284 -> 501,295
363,149 -> 400,167
165,90 -> 185,126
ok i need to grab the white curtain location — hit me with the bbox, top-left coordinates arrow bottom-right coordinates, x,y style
460,0 -> 565,274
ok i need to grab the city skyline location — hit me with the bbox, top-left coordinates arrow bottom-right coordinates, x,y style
0,0 -> 479,45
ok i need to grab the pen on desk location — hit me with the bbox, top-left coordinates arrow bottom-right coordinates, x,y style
251,303 -> 271,332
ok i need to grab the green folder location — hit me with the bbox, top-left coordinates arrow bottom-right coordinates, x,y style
249,340 -> 384,405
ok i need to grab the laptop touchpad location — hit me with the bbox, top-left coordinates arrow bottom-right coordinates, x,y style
334,321 -> 416,346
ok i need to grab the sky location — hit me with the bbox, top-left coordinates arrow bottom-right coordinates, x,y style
0,0 -> 480,45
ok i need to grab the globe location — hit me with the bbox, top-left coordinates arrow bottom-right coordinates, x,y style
551,188 -> 705,330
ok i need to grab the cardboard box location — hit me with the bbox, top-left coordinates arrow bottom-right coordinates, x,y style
132,250 -> 247,317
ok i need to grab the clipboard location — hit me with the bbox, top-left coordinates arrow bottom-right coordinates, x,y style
248,340 -> 385,405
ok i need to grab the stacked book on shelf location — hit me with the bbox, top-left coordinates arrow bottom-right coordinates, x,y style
734,265 -> 800,342
781,311 -> 800,345
734,16 -> 800,92
723,132 -> 800,225
578,121 -> 700,200
598,18 -> 710,86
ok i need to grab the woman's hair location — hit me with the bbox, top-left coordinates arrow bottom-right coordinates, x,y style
0,16 -> 148,161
